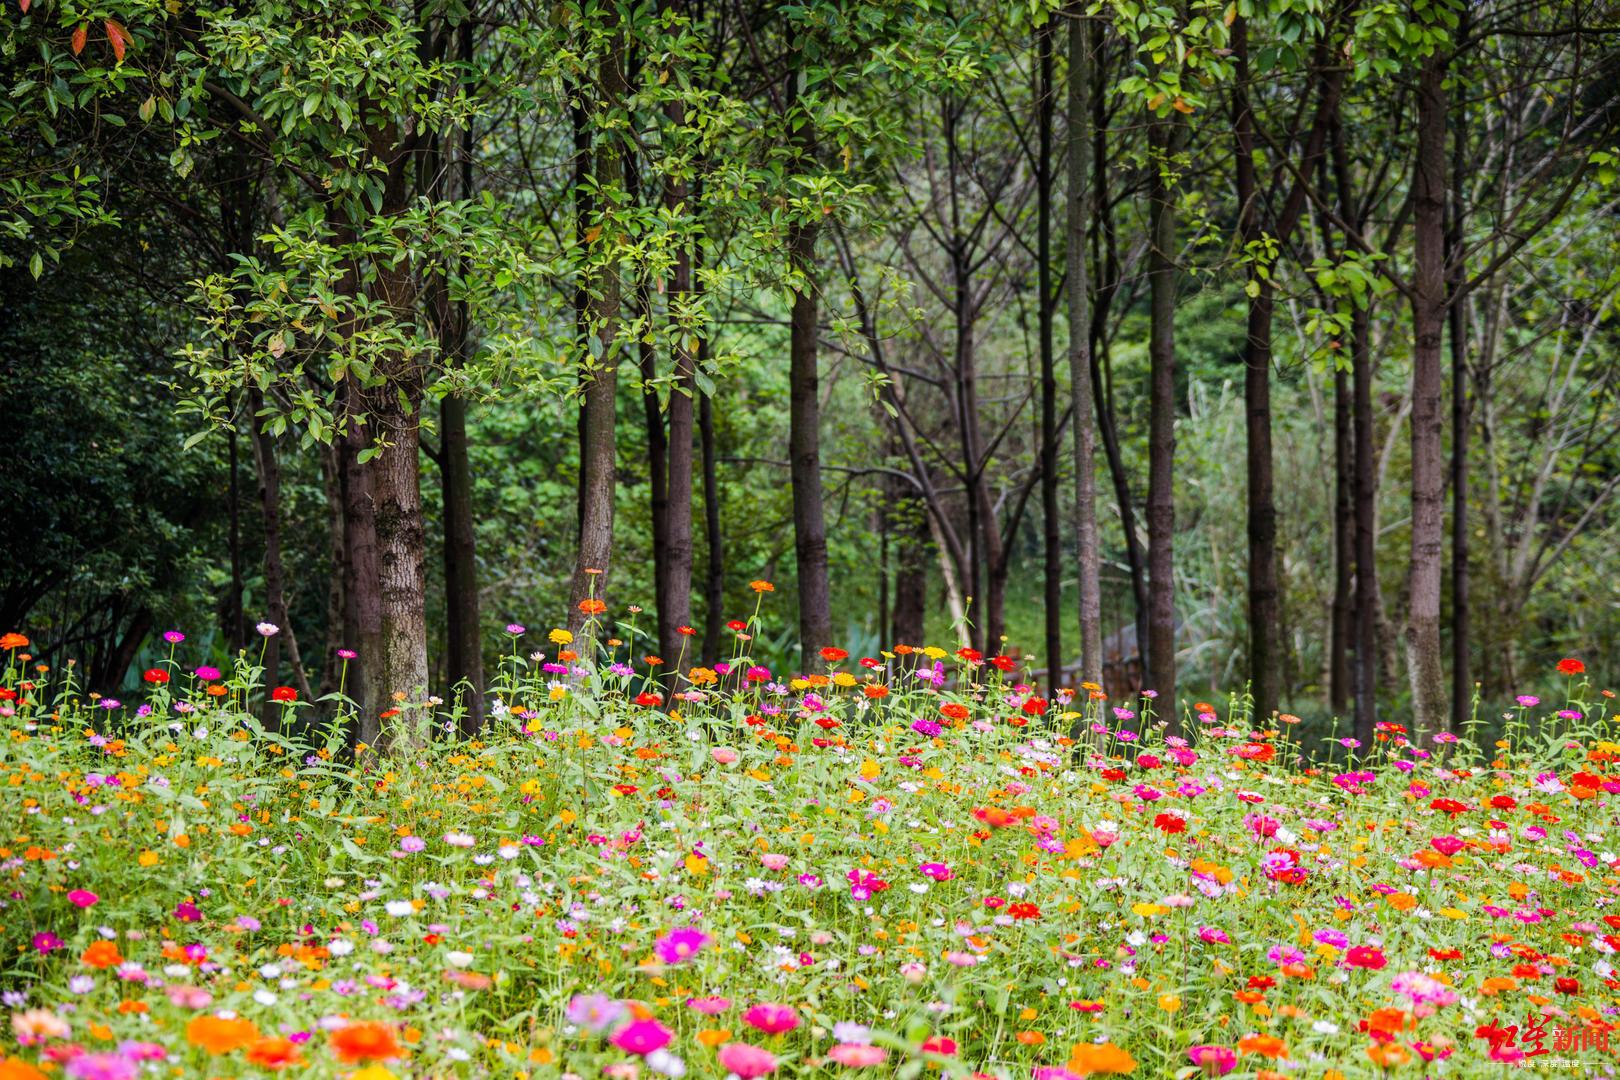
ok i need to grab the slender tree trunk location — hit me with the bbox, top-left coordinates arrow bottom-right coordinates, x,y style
340,397 -> 384,744
1331,114 -> 1378,743
1067,9 -> 1102,689
1037,16 -> 1063,679
1408,49 -> 1449,742
641,288 -> 671,652
1089,45 -> 1150,679
699,384 -> 725,666
1146,113 -> 1179,719
248,389 -> 287,717
1232,20 -> 1279,719
662,8 -> 696,664
438,20 -> 484,735
320,443 -> 346,699
1447,81 -> 1471,732
226,416 -> 245,653
1331,360 -> 1353,714
569,23 -> 627,635
782,57 -> 832,662
788,216 -> 832,659
891,478 -> 930,646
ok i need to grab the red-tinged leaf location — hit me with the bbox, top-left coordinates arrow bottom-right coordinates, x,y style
106,20 -> 127,62
71,23 -> 87,55
19,0 -> 31,15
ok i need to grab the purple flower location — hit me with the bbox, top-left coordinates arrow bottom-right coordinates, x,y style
32,932 -> 63,954
566,993 -> 626,1034
506,623 -> 526,636
173,900 -> 202,922
911,718 -> 942,738
193,666 -> 221,681
399,836 -> 426,854
337,648 -> 358,660
163,631 -> 185,644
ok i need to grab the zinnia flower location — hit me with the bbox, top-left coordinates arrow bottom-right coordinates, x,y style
716,1042 -> 777,1078
328,1021 -> 403,1063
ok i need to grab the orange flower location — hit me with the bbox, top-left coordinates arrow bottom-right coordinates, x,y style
245,1037 -> 306,1070
749,580 -> 774,593
0,1058 -> 47,1080
0,633 -> 28,651
186,1015 -> 260,1054
329,1021 -> 404,1063
1067,1041 -> 1136,1074
1237,1034 -> 1289,1059
578,598 -> 607,616
81,941 -> 123,969
1366,1043 -> 1411,1068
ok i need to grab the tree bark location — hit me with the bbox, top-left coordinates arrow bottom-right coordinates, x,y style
1447,80 -> 1471,733
785,59 -> 832,662
568,21 -> 627,635
340,390 -> 384,744
1146,113 -> 1179,720
699,383 -> 726,666
248,388 -> 287,720
641,287 -> 671,652
437,19 -> 484,735
1330,357 -> 1353,715
1067,9 -> 1102,689
1037,15 -> 1063,680
662,9 -> 696,665
1407,49 -> 1450,742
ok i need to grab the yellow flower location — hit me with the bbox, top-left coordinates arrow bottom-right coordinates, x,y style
549,628 -> 573,646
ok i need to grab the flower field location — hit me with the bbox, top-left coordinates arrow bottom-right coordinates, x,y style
3,624 -> 1619,1079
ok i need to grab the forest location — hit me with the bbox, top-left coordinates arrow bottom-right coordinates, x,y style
4,0 -> 1619,750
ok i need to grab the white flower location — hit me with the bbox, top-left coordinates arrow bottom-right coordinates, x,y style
385,900 -> 415,917
252,990 -> 278,1006
647,1049 -> 686,1078
329,939 -> 354,956
256,622 -> 280,637
445,951 -> 475,969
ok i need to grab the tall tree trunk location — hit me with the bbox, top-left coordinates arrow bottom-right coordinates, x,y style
891,477 -> 930,646
248,389 -> 287,717
1232,19 -> 1279,719
1330,358 -> 1353,715
699,383 -> 726,666
1447,77 -> 1471,733
1407,49 -> 1449,742
1037,16 -> 1063,680
320,443 -> 347,699
340,395 -> 384,744
788,215 -> 832,659
641,289 -> 671,652
1331,113 -> 1378,744
1089,42 -> 1150,680
784,60 -> 832,661
1067,9 -> 1102,689
226,415 -> 245,653
568,22 -> 627,635
438,19 -> 484,735
662,2 -> 696,664
1146,113 -> 1179,719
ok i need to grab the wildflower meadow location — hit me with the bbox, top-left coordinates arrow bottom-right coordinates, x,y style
3,613 -> 1618,1079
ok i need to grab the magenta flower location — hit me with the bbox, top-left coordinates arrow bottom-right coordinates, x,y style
917,862 -> 953,882
67,889 -> 99,908
742,1003 -> 799,1035
1188,1044 -> 1237,1075
32,931 -> 64,953
610,1019 -> 673,1056
654,926 -> 712,965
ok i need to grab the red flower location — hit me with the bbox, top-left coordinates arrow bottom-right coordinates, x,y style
726,620 -> 747,632
270,686 -> 298,703
635,692 -> 664,707
1490,795 -> 1517,810
955,648 -> 983,664
920,1036 -> 957,1057
1556,977 -> 1580,995
940,703 -> 970,721
990,655 -> 1016,672
1008,902 -> 1041,920
143,668 -> 170,685
1345,946 -> 1387,970
820,647 -> 849,663
677,625 -> 697,636
1558,657 -> 1586,676
1020,697 -> 1048,716
1153,813 -> 1186,834
1429,798 -> 1468,816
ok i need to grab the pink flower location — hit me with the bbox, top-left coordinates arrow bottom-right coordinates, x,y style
1430,835 -> 1465,857
717,1042 -> 777,1078
654,926 -> 712,965
917,862 -> 953,882
742,1003 -> 799,1035
1188,1044 -> 1237,1076
687,996 -> 733,1015
760,853 -> 790,871
610,1019 -> 673,1056
827,1043 -> 888,1066
711,748 -> 739,765
67,889 -> 99,908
